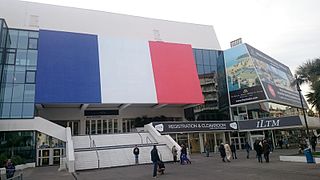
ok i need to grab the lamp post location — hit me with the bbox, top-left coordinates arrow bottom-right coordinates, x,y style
295,77 -> 310,143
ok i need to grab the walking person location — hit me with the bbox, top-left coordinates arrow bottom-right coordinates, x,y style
180,144 -> 191,164
172,145 -> 178,162
231,141 -> 237,159
133,145 -> 140,164
151,145 -> 160,178
278,138 -> 283,149
224,143 -> 232,162
244,141 -> 251,159
310,135 -> 317,152
263,140 -> 270,163
204,142 -> 210,157
219,143 -> 226,162
254,140 -> 263,163
5,159 -> 15,179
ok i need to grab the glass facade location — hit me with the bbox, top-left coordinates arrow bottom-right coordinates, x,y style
0,131 -> 36,166
186,48 -> 227,121
0,23 -> 38,118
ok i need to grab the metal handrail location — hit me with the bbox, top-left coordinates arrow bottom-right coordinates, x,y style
146,136 -> 153,144
137,132 -> 143,144
6,173 -> 23,180
92,140 -> 100,169
87,128 -> 92,148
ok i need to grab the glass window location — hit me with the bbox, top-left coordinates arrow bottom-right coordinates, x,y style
27,50 -> 37,66
26,71 -> 36,83
203,50 -> 210,65
204,65 -> 211,74
209,51 -> 217,66
27,66 -> 36,71
1,84 -> 13,102
8,30 -> 18,48
197,65 -> 204,75
16,50 -> 27,65
0,103 -> 11,118
28,38 -> 38,49
12,84 -> 24,102
211,65 -> 217,73
195,49 -> 203,65
28,31 -> 39,38
23,84 -> 35,102
14,66 -> 26,83
10,103 -> 23,118
2,65 -> 14,83
17,31 -> 28,49
22,103 -> 34,118
6,53 -> 16,65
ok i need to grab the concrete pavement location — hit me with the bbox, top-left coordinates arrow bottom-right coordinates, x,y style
23,149 -> 320,180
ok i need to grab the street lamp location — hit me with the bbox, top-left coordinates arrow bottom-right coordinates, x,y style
295,76 -> 310,144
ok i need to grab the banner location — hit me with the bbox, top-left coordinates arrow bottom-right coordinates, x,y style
246,44 -> 308,108
238,116 -> 302,131
224,44 -> 267,105
152,121 -> 238,133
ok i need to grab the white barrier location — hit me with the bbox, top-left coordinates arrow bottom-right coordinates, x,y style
144,123 -> 181,160
65,127 -> 75,173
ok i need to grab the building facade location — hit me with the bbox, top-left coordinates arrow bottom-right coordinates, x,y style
0,0 -> 319,167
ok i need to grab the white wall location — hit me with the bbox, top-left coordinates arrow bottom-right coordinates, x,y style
0,117 -> 66,141
0,0 -> 220,50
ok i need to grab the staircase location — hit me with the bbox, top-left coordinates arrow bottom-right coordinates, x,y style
73,132 -> 173,170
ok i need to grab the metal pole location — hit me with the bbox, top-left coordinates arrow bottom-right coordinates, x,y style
296,79 -> 310,142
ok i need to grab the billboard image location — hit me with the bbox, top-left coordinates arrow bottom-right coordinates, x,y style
246,44 -> 307,108
224,44 -> 267,105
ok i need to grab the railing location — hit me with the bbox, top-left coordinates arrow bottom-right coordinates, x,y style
87,128 -> 92,148
146,136 -> 153,144
6,173 -> 23,180
92,140 -> 100,169
137,132 -> 143,144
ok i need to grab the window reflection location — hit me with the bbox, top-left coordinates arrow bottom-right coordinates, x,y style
0,28 -> 38,119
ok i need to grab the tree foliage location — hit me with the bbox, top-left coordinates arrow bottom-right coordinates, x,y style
296,58 -> 320,114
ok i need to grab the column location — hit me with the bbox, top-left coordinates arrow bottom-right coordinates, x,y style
214,132 -> 217,153
199,133 -> 204,153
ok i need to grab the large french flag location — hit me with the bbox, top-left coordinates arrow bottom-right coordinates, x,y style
36,30 -> 203,104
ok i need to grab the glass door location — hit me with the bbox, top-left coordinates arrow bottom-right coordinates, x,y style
85,118 -> 120,134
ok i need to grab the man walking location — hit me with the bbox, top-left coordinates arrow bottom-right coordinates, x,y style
244,141 -> 251,159
151,145 -> 160,178
231,141 -> 237,159
263,140 -> 270,163
133,145 -> 140,164
219,143 -> 226,162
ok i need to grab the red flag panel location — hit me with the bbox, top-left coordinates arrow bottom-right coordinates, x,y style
149,41 -> 204,104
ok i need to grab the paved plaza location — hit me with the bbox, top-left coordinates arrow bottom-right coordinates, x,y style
23,149 -> 320,180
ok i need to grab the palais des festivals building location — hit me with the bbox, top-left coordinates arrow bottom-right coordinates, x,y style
0,0 -> 319,169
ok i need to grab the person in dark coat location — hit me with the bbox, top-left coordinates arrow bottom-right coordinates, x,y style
254,140 -> 263,163
133,145 -> 140,164
151,145 -> 160,178
219,143 -> 226,162
310,135 -> 318,152
5,159 -> 15,179
244,141 -> 251,159
230,141 -> 237,159
263,140 -> 270,163
180,144 -> 191,164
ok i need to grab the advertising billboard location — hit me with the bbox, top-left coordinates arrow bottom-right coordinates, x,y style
246,44 -> 308,108
224,44 -> 267,105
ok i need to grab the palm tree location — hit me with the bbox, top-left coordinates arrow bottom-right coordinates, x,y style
295,58 -> 320,115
